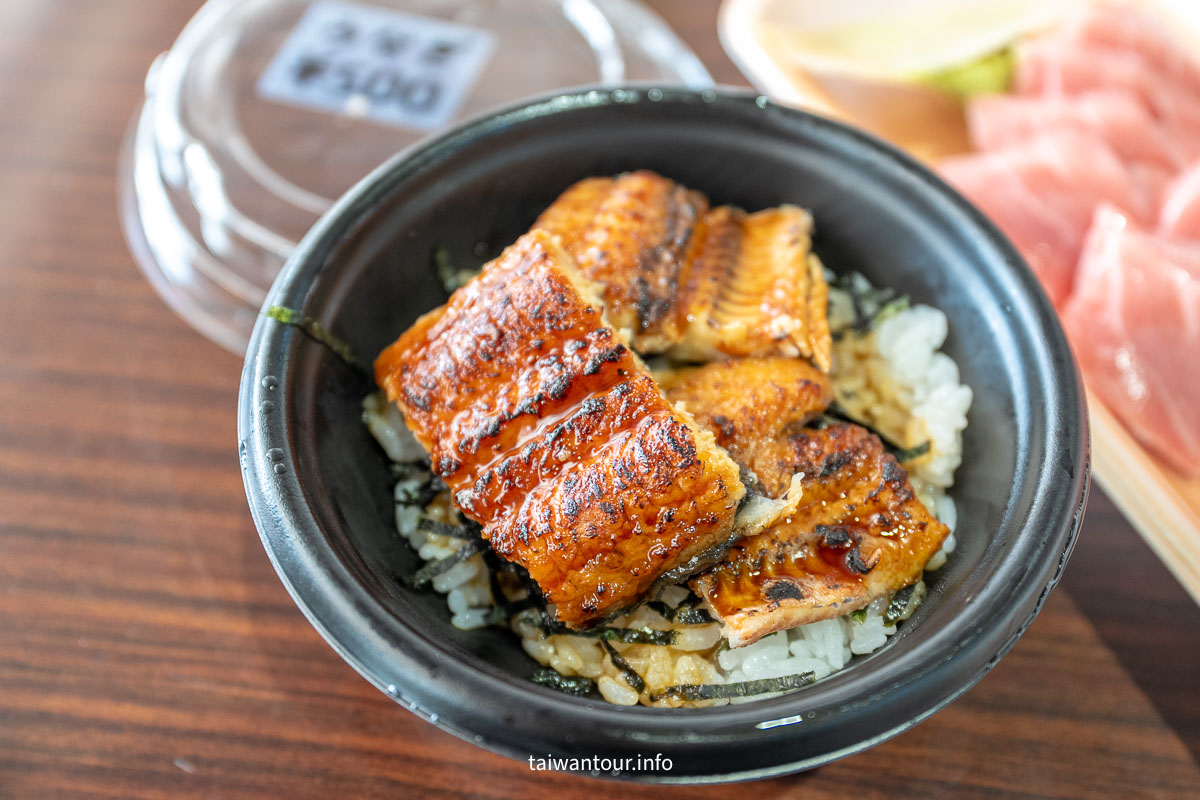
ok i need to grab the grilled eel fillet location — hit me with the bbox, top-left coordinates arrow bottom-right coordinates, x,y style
375,230 -> 746,628
533,171 -> 832,371
691,422 -> 949,648
659,357 -> 834,498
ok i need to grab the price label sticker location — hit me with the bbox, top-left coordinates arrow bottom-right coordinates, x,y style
257,1 -> 495,130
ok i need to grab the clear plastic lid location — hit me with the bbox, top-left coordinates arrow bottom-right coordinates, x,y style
119,0 -> 713,353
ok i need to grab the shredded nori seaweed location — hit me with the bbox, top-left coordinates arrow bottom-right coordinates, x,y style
850,608 -> 868,624
650,672 -> 816,702
672,605 -> 715,625
482,554 -> 510,614
435,247 -> 482,294
578,626 -> 677,646
596,628 -> 677,646
540,611 -> 678,646
395,479 -> 439,509
832,273 -> 900,334
481,595 -> 540,626
830,272 -> 913,340
601,640 -> 646,693
884,583 -> 919,625
482,564 -> 547,627
530,668 -> 596,697
405,539 -> 488,588
821,404 -> 931,463
416,517 -> 482,540
645,598 -> 715,626
483,548 -> 532,578
890,440 -> 931,463
265,306 -> 366,373
390,461 -> 429,478
645,600 -> 673,620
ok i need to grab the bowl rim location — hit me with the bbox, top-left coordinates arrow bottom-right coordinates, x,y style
238,84 -> 1089,783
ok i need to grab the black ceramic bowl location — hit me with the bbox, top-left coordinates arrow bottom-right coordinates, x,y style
238,86 -> 1088,782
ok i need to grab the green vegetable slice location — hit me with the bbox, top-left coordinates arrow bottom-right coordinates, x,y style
872,295 -> 911,327
917,47 -> 1015,99
265,305 -> 366,373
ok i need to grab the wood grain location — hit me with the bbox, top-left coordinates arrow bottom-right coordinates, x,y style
0,1 -> 1196,798
1088,393 -> 1200,606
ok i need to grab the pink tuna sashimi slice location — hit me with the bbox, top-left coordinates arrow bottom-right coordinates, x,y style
1130,162 -> 1176,222
940,130 -> 1151,305
1016,39 -> 1200,161
1059,2 -> 1200,92
1159,160 -> 1200,240
967,91 -> 1184,170
941,154 -> 1074,305
1062,205 -> 1200,478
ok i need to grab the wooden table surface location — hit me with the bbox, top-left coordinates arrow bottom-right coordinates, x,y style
1,1 -> 1198,797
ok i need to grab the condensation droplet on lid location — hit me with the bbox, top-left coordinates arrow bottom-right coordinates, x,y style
756,95 -> 769,108
266,447 -> 284,461
260,401 -> 276,414
428,713 -> 439,724
385,684 -> 398,696
273,463 -> 287,475
648,88 -> 663,101
701,89 -> 717,103
261,375 -> 278,390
